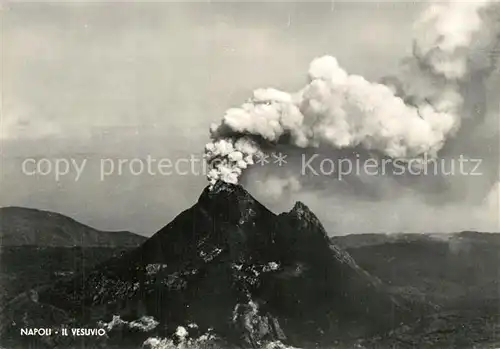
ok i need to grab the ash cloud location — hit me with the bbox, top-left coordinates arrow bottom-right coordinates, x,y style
204,0 -> 500,234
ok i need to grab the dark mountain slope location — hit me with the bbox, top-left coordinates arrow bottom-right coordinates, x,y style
0,246 -> 134,307
0,206 -> 146,247
37,182 -> 410,348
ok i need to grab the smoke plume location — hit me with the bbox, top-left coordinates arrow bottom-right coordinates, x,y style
204,0 -> 499,188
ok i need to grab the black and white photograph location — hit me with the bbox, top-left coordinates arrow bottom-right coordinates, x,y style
0,0 -> 499,348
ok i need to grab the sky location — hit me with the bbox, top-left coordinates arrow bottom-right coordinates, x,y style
1,1 -> 498,236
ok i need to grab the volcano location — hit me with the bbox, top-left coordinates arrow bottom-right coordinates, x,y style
24,182 -> 412,348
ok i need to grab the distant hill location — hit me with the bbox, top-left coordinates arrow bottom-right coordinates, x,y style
340,231 -> 500,348
332,231 -> 500,250
333,232 -> 500,310
0,206 -> 146,247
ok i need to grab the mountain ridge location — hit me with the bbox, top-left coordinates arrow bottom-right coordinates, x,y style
0,206 -> 146,247
2,183 -> 499,348
30,182 -> 411,348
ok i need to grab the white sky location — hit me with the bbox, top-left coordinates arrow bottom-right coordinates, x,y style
1,1 -> 498,235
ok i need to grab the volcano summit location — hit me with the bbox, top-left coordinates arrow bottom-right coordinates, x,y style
2,181 -> 418,348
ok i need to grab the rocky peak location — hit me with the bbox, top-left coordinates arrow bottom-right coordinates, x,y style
288,201 -> 323,229
289,201 -> 310,216
198,181 -> 265,226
